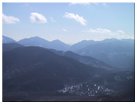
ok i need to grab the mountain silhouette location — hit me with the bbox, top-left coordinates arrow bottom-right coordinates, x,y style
3,36 -> 16,43
70,39 -> 134,70
18,36 -> 70,51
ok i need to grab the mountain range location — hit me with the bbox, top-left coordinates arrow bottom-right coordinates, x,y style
3,35 -> 134,70
18,36 -> 70,51
3,35 -> 135,101
71,39 -> 134,70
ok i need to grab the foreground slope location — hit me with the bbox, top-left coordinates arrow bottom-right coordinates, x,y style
3,43 -> 23,52
3,46 -> 134,101
3,46 -> 99,101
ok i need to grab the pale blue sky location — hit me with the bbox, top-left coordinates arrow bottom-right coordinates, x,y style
3,3 -> 134,44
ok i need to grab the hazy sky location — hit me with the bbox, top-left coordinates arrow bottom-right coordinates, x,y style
3,3 -> 134,44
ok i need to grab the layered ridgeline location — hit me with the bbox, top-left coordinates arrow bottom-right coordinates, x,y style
18,36 -> 70,51
70,39 -> 134,70
3,36 -> 70,51
3,36 -> 135,101
3,35 -> 134,70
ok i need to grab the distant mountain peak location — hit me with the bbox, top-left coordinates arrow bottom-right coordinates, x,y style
21,36 -> 47,41
18,37 -> 70,51
52,39 -> 62,42
3,35 -> 16,43
51,39 -> 68,45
